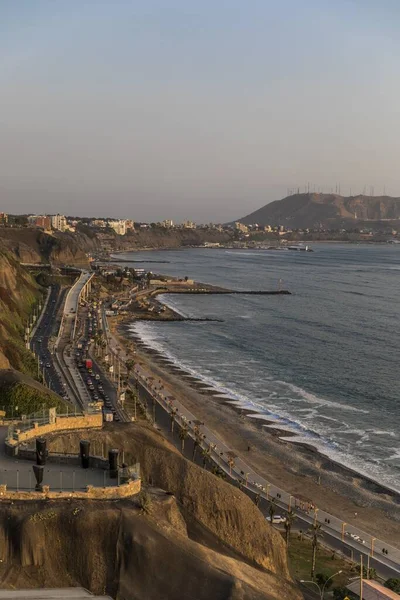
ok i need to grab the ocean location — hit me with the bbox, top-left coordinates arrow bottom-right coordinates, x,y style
115,244 -> 400,491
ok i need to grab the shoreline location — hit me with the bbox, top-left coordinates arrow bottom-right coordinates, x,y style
129,326 -> 400,501
110,317 -> 400,546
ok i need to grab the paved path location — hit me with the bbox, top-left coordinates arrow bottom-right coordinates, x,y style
0,428 -> 115,490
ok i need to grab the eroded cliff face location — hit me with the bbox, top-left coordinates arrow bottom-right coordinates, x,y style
0,497 -> 301,600
0,249 -> 40,371
0,228 -> 98,266
47,423 -> 293,580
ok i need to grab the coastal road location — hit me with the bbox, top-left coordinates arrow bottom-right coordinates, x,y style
103,313 -> 400,576
31,285 -> 69,399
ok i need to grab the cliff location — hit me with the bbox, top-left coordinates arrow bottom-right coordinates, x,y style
97,227 -> 232,251
15,421 -> 302,600
0,249 -> 40,371
47,424 -> 294,579
237,193 -> 400,228
0,497 -> 301,600
0,369 -> 67,416
0,228 -> 98,266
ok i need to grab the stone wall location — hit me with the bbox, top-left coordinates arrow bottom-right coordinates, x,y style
0,477 -> 141,500
6,413 -> 103,454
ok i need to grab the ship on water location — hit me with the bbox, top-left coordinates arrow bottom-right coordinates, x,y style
287,244 -> 313,252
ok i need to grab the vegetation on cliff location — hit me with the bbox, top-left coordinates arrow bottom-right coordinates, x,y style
0,369 -> 68,416
0,249 -> 42,373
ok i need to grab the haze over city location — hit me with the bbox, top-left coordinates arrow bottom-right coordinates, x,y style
1,0 -> 400,222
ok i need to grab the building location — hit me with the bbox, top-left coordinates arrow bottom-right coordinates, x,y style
235,222 -> 249,233
125,219 -> 135,231
0,212 -> 8,225
109,219 -> 127,235
162,219 -> 174,228
182,220 -> 196,229
91,219 -> 107,228
51,214 -> 67,232
346,578 -> 400,599
28,215 -> 52,230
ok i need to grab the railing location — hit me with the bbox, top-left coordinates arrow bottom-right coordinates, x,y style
0,468 -> 119,491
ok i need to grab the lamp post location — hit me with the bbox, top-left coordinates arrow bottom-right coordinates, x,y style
300,570 -> 342,599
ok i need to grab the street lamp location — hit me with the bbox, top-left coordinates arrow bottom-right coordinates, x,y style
300,570 -> 342,599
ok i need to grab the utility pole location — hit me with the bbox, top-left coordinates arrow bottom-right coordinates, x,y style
360,554 -> 363,599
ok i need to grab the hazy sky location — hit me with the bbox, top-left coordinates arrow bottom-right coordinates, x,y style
1,0 -> 400,222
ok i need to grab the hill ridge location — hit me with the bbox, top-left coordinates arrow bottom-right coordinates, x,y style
236,192 -> 400,228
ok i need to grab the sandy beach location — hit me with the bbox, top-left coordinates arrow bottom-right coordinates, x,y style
108,316 -> 400,547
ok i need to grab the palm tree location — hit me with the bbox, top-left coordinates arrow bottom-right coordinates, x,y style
201,445 -> 211,469
192,426 -> 202,462
269,499 -> 277,523
179,423 -> 188,454
254,493 -> 261,507
309,523 -> 323,580
228,457 -> 235,476
170,408 -> 177,434
284,509 -> 295,548
125,359 -> 135,382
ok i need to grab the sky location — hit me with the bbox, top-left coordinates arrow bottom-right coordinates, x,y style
1,0 -> 400,223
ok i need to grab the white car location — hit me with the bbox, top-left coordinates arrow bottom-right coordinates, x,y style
269,515 -> 286,524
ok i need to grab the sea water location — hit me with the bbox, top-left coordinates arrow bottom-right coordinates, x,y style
115,244 -> 400,491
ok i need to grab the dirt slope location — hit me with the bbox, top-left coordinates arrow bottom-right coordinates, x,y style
47,423 -> 292,578
0,499 -> 301,600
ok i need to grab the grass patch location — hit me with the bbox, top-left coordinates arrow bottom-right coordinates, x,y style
287,533 -> 355,588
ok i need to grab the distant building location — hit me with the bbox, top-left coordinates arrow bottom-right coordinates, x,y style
0,212 -> 8,225
182,220 -> 196,229
109,219 -> 127,235
235,222 -> 248,233
91,219 -> 107,228
28,215 -> 52,230
162,219 -> 174,228
51,214 -> 67,232
125,219 -> 135,231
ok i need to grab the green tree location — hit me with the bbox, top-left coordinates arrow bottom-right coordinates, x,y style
333,586 -> 348,600
268,499 -> 277,523
201,445 -> 211,469
384,578 -> 400,593
309,523 -> 323,580
125,359 -> 135,381
179,423 -> 189,454
169,408 -> 177,434
316,573 -> 333,590
284,509 -> 295,548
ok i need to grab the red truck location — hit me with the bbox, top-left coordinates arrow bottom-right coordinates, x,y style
85,359 -> 93,370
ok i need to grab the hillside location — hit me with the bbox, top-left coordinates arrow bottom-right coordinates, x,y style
237,193 -> 400,228
0,228 -> 98,266
0,497 -> 301,600
0,369 -> 67,416
41,422 -> 301,599
0,249 -> 41,371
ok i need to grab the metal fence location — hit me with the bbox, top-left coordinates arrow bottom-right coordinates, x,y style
0,467 -> 121,491
7,406 -> 101,439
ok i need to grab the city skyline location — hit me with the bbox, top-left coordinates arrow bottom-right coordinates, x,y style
2,1 -> 400,222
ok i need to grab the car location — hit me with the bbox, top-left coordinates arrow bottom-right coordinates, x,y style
95,374 -> 100,380
270,515 -> 286,525
46,362 -> 51,368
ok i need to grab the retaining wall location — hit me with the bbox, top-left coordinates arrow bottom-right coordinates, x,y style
6,413 -> 103,455
0,477 -> 141,500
